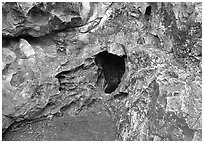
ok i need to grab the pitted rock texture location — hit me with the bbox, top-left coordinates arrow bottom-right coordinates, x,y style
2,2 -> 82,37
2,2 -> 202,141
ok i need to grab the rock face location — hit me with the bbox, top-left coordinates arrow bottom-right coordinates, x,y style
3,103 -> 117,141
2,2 -> 82,37
2,2 -> 202,141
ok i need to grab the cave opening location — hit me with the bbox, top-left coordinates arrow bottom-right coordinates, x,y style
95,51 -> 126,94
145,5 -> 152,16
144,5 -> 152,21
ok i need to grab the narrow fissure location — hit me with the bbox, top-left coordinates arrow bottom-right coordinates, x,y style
2,34 -> 38,47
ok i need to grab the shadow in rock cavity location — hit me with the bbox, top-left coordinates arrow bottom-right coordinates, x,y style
95,51 -> 126,94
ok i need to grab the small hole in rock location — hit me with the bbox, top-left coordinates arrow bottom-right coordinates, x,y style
144,5 -> 152,21
57,47 -> 66,55
145,6 -> 152,16
95,51 -> 126,94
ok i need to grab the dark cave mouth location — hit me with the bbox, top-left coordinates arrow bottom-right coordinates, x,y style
95,51 -> 126,94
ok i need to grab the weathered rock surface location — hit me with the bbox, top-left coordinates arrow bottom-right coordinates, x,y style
2,2 -> 82,37
2,2 -> 202,141
3,103 -> 117,141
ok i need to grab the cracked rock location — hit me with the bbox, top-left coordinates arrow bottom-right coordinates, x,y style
2,2 -> 202,141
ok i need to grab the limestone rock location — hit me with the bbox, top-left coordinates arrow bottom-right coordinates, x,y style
19,39 -> 35,58
2,48 -> 16,70
2,2 -> 202,141
2,115 -> 14,133
2,2 -> 82,37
